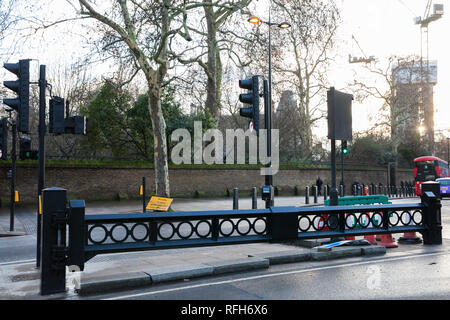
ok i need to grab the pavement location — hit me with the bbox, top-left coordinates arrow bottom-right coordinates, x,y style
0,194 -> 427,300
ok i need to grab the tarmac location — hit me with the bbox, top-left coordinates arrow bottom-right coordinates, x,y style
0,194 -> 425,300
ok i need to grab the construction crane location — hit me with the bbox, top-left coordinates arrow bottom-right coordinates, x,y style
348,35 -> 375,64
413,1 -> 443,155
414,1 -> 443,74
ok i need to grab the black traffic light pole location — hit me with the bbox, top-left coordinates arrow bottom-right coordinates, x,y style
341,141 -> 345,196
263,79 -> 273,208
36,65 -> 47,268
9,119 -> 16,231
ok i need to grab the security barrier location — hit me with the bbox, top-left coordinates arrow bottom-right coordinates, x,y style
39,183 -> 442,295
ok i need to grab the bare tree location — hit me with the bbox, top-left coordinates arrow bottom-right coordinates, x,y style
349,55 -> 428,162
269,0 -> 340,160
173,0 -> 252,118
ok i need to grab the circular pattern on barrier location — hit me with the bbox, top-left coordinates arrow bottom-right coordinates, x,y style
358,213 -> 371,229
412,210 -> 423,225
252,217 -> 267,235
158,222 -> 176,240
327,215 -> 339,230
312,215 -> 326,231
130,223 -> 149,242
298,216 -> 311,232
345,213 -> 357,229
194,220 -> 211,238
110,223 -> 129,243
88,224 -> 108,244
389,211 -> 400,226
400,211 -> 412,225
236,218 -> 252,236
219,219 -> 235,237
371,212 -> 383,228
176,221 -> 194,239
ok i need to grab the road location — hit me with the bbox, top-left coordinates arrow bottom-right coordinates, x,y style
90,249 -> 450,300
78,198 -> 450,300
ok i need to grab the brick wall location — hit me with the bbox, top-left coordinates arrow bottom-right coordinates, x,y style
0,164 -> 414,204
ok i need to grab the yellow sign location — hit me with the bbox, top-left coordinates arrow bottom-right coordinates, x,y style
14,191 -> 19,203
146,196 -> 173,212
39,195 -> 42,215
139,185 -> 143,196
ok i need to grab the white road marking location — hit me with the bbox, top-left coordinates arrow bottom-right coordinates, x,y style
0,259 -> 36,267
105,250 -> 449,300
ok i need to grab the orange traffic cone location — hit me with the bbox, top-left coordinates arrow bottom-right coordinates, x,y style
377,233 -> 398,248
364,234 -> 377,244
398,232 -> 422,244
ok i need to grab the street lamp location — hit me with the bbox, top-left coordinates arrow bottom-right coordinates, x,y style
247,13 -> 290,207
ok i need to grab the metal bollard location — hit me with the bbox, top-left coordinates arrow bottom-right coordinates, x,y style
252,187 -> 257,209
305,186 -> 309,204
233,188 -> 239,210
313,185 -> 318,204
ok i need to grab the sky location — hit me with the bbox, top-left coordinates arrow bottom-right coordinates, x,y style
1,0 -> 449,140
333,0 -> 450,138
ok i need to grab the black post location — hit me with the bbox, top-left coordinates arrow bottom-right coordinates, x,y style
421,182 -> 442,245
9,120 -> 16,231
142,177 -> 146,213
37,65 -> 47,268
252,187 -> 257,209
305,186 -> 309,204
329,139 -> 338,206
68,200 -> 85,271
340,142 -> 344,193
40,187 -> 67,296
313,185 -> 318,204
263,79 -> 273,208
233,188 -> 239,210
324,185 -> 328,201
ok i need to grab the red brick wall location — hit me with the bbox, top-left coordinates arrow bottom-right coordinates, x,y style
0,164 -> 414,204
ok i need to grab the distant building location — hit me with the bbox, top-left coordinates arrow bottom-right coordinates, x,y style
392,60 -> 437,154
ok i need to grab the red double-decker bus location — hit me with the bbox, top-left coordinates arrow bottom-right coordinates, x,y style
414,156 -> 449,195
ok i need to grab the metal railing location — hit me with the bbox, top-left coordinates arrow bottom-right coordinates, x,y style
38,183 -> 443,295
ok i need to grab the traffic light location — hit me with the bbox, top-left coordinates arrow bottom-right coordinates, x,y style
3,59 -> 30,133
239,75 -> 260,133
49,97 -> 65,134
342,140 -> 349,154
0,118 -> 7,160
19,137 -> 38,160
65,116 -> 87,135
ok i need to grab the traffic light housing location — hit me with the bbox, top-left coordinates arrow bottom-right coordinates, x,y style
0,118 -> 7,160
19,137 -> 38,160
3,60 -> 30,133
239,75 -> 260,133
49,97 -> 65,134
342,140 -> 349,154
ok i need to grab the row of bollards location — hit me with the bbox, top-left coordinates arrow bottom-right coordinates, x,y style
231,183 -> 418,209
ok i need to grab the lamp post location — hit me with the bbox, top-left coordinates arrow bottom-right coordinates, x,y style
248,13 -> 290,208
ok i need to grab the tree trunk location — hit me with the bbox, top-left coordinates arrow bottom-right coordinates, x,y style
204,1 -> 220,118
148,86 -> 170,197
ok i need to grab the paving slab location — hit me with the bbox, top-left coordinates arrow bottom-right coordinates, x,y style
248,249 -> 311,264
205,257 -> 270,275
147,264 -> 214,283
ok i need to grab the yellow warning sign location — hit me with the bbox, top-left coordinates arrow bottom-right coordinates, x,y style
146,196 -> 173,212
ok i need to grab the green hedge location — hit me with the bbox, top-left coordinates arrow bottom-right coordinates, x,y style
0,159 -> 413,172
